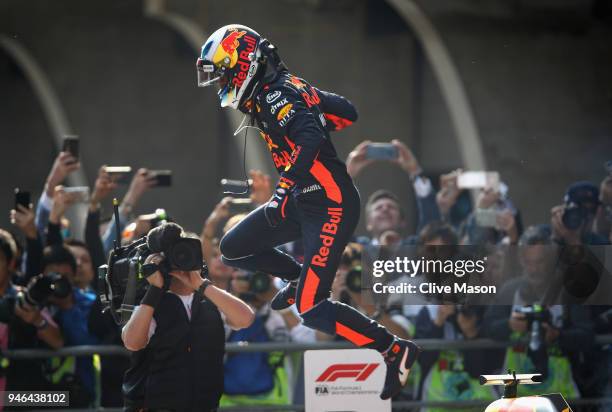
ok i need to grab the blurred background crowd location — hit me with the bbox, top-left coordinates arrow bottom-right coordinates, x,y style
2,0 -> 612,410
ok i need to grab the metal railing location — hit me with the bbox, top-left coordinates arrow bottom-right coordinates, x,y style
4,335 -> 612,359
6,336 -> 611,411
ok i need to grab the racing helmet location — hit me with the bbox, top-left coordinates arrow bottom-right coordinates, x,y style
197,24 -> 264,110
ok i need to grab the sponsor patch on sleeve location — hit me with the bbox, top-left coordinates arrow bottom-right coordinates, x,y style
269,98 -> 289,114
277,103 -> 296,127
266,90 -> 282,103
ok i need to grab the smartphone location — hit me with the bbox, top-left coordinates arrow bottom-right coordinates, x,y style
149,170 -> 172,187
457,171 -> 500,190
365,143 -> 399,160
221,178 -> 253,193
228,198 -> 253,215
63,186 -> 90,203
474,208 -> 499,229
14,188 -> 31,210
62,136 -> 79,160
105,166 -> 133,185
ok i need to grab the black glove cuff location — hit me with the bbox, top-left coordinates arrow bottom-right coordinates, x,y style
141,285 -> 164,308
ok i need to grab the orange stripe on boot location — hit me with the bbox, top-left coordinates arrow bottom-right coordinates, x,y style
310,160 -> 342,203
299,267 -> 320,312
336,322 -> 374,347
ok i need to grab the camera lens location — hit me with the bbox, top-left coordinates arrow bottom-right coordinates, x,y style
50,274 -> 72,299
169,239 -> 202,271
249,272 -> 271,294
562,206 -> 585,230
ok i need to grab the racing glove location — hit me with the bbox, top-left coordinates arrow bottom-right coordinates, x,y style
264,177 -> 294,228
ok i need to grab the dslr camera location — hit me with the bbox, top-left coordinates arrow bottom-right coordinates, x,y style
561,202 -> 589,231
18,272 -> 72,308
0,273 -> 72,323
235,271 -> 271,301
98,222 -> 205,325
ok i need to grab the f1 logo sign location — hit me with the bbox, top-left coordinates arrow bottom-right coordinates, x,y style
316,363 -> 380,382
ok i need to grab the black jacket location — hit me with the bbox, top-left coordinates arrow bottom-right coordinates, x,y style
123,292 -> 225,411
252,71 -> 357,200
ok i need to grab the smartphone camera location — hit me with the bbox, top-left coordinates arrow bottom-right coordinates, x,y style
365,143 -> 398,160
62,136 -> 79,161
14,188 -> 31,210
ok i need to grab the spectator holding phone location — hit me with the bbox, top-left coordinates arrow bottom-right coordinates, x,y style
47,185 -> 81,246
201,196 -> 234,263
10,202 -> 44,282
462,185 -> 521,246
35,151 -> 80,242
101,168 -> 156,254
84,165 -> 118,273
347,139 -> 440,245
248,169 -> 273,206
201,170 -> 273,286
435,169 -> 476,230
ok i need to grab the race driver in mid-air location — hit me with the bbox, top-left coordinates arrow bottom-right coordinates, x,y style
196,24 -> 420,399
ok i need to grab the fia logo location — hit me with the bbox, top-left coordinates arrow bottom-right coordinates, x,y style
315,385 -> 329,396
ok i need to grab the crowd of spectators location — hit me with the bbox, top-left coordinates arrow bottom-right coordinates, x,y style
1,139 -> 611,410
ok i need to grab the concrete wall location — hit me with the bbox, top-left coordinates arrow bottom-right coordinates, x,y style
1,0 -> 611,239
1,0 -> 223,234
418,0 -> 612,225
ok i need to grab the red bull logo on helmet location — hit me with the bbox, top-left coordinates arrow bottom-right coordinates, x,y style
220,29 -> 245,56
232,34 -> 258,88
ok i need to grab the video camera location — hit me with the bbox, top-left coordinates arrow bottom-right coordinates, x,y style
98,201 -> 205,325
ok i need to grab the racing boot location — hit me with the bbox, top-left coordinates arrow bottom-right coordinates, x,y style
270,280 -> 298,311
380,338 -> 421,400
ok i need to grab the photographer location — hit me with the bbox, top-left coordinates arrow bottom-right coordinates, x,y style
317,243 -> 412,342
394,223 -> 500,406
0,229 -> 64,398
221,271 -> 311,407
483,225 -> 593,398
551,181 -> 609,246
121,223 -> 254,412
415,305 -> 498,409
39,245 -> 100,407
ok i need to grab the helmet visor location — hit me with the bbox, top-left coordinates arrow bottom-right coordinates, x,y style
196,58 -> 222,87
